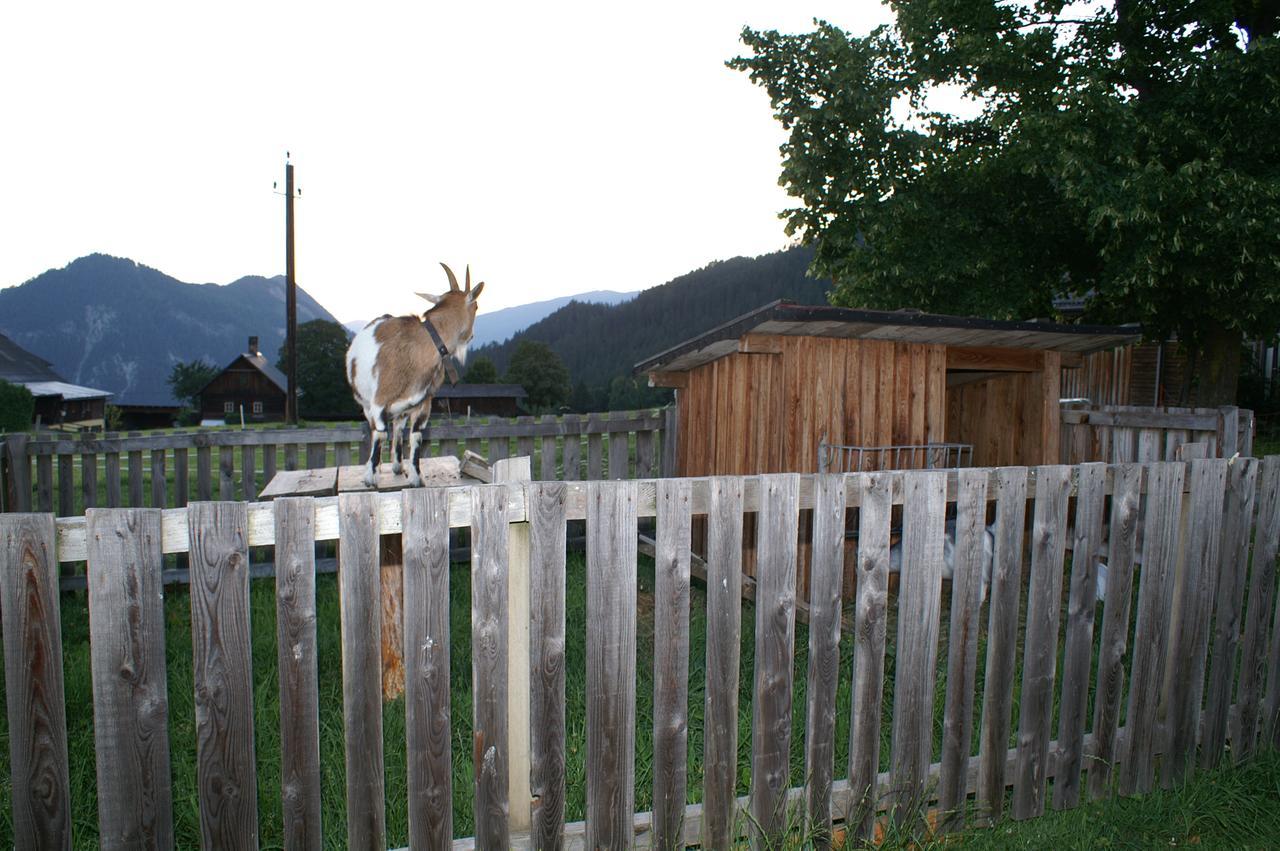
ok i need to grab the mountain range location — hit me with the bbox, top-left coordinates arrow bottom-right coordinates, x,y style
0,254 -> 339,406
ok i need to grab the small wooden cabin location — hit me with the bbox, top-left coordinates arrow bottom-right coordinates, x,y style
637,301 -> 1141,476
199,337 -> 288,423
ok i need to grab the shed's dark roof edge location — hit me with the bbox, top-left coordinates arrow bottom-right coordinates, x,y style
634,300 -> 1142,374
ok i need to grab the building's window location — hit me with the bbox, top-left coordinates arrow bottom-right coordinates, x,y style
252,401 -> 263,414
224,401 -> 234,413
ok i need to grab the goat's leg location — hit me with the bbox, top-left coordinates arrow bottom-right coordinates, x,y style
391,416 -> 405,475
406,402 -> 429,487
364,413 -> 388,488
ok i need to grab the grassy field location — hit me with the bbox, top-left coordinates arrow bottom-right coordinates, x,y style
4,533 -> 1280,848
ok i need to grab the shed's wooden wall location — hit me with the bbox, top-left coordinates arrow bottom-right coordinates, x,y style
947,371 -> 1050,467
676,336 -> 947,477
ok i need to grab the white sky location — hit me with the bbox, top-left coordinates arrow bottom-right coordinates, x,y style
0,1 -> 894,321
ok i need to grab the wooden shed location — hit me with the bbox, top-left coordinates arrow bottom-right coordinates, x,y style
637,301 -> 1141,476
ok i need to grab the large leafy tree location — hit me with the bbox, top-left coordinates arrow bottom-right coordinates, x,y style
505,340 -> 571,413
731,2 -> 1280,404
278,319 -> 360,419
168,359 -> 220,409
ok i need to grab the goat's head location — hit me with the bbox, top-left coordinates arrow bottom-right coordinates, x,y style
417,262 -> 485,363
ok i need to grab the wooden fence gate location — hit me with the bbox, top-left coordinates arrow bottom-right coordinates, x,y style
3,459 -> 1280,847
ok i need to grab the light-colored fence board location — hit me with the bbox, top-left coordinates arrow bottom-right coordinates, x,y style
1241,457 -> 1280,756
471,484 -> 510,849
402,486 -> 454,848
187,501 -> 259,848
653,478 -> 693,850
1,512 -> 71,848
86,508 -> 173,850
529,481 -> 569,846
273,497 -> 322,850
337,493 -> 385,849
585,480 -> 639,847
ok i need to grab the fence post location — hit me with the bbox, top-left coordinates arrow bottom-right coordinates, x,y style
5,433 -> 32,512
496,455 -> 533,836
1218,406 -> 1239,458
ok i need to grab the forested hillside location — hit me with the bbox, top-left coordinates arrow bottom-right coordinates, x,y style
473,246 -> 829,409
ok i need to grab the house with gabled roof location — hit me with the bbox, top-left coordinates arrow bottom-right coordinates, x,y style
0,332 -> 112,428
198,336 -> 288,423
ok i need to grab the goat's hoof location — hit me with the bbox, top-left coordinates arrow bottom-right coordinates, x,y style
362,472 -> 377,488
408,475 -> 423,488
392,461 -> 404,475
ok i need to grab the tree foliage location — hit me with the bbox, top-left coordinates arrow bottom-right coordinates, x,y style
277,319 -> 359,419
463,355 -> 499,384
731,2 -> 1280,403
0,379 -> 34,432
505,340 -> 571,413
167,359 -> 220,411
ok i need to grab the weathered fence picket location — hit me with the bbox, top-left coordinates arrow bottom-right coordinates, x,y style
3,460 -> 1280,848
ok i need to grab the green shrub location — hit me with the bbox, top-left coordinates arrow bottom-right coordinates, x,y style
0,379 -> 34,432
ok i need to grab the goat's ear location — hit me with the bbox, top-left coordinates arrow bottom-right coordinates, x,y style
417,291 -> 443,305
468,281 -> 484,301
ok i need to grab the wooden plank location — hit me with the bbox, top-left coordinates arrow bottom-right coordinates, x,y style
1,513 -> 72,848
186,501 -> 259,847
703,476 -> 744,848
489,435 -> 509,463
1013,460 -> 1075,819
889,470 -> 947,830
219,445 -> 235,499
173,448 -> 188,507
805,475 -> 846,846
36,453 -> 53,512
563,425 -> 582,481
1201,458 -> 1258,769
1163,458 -> 1228,786
86,509 -> 173,850
947,345 -> 1081,372
529,482 -> 569,847
273,498 -> 322,849
57,453 -> 74,516
540,418 -> 558,481
107,450 -> 123,506
1120,462 -> 1185,796
517,416 -> 536,461
472,484 -> 510,848
196,445 -> 212,500
285,442 -> 299,471
662,405 -> 678,478
1052,463 -> 1107,810
4,434 -> 32,511
636,429 -> 657,479
150,450 -> 167,508
1237,457 -> 1280,759
1040,352 -> 1061,465
83,451 -> 98,509
937,468 -> 990,829
588,432 -> 604,480
337,492 -> 386,848
847,473 -> 892,839
335,441 -> 352,469
976,467 -> 1029,824
749,474 -> 801,845
609,429 -> 631,480
497,457 -> 533,833
307,442 -> 327,470
241,445 -> 257,501
261,444 -> 276,499
1137,428 -> 1162,462
402,486 -> 454,848
586,480 -> 639,847
128,443 -> 144,506
653,479 -> 693,850
260,467 -> 339,500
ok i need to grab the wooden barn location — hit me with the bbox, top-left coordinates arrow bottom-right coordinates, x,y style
637,301 -> 1141,476
198,336 -> 288,423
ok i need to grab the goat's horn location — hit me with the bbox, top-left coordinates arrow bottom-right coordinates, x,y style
440,262 -> 460,292
465,265 -> 472,292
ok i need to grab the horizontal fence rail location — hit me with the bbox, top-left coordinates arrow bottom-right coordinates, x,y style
1060,403 -> 1254,465
0,408 -> 673,515
3,459 -> 1280,848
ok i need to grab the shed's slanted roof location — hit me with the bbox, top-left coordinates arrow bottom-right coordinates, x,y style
635,300 -> 1141,375
0,333 -> 61,383
23,381 -> 113,401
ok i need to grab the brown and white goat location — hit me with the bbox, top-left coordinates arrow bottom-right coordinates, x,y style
345,263 -> 484,486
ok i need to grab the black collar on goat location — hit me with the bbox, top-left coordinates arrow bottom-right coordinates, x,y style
420,314 -> 461,385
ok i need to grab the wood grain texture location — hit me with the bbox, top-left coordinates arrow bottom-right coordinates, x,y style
186,501 -> 259,848
976,467 -> 1029,824
653,478 -> 692,851
337,492 -> 386,849
86,509 -> 173,850
220,446 -> 237,500
1201,458 -> 1258,769
749,474 -> 801,846
402,486 -> 454,848
563,429 -> 581,481
529,481 -> 569,848
1012,466 -> 1072,820
847,473 -> 892,839
1,512 -> 72,849
1241,457 -> 1280,756
889,471 -> 947,831
585,480 -> 639,848
1120,462 -> 1185,796
1052,463 -> 1107,810
703,476 -> 744,849
1163,459 -> 1227,786
274,498 -> 322,850
805,475 -> 846,846
472,484 -> 511,848
1088,464 -> 1143,799
937,468 -> 990,829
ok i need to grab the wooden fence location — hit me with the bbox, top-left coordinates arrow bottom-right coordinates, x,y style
0,408 -> 675,515
4,459 -> 1280,848
1060,404 -> 1255,465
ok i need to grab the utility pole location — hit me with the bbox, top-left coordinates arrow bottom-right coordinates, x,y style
284,155 -> 298,425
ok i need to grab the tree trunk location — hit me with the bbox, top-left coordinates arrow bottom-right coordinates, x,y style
1183,321 -> 1242,407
